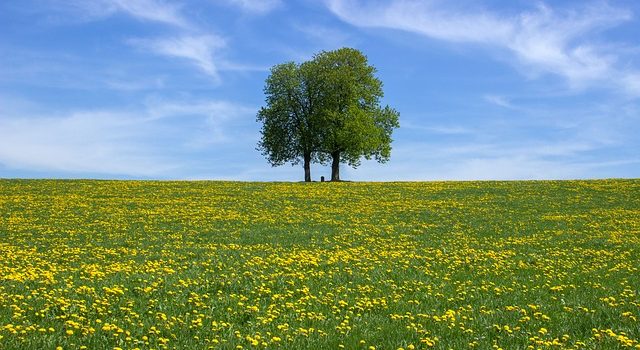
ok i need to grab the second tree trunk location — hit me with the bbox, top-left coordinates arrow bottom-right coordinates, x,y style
304,152 -> 311,182
331,150 -> 340,181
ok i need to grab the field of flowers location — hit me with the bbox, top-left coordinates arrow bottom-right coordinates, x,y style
0,179 -> 639,349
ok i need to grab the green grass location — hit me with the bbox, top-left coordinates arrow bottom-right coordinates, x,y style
0,179 -> 639,349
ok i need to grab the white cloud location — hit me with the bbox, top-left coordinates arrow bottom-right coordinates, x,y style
145,99 -> 254,121
343,139 -> 631,181
0,98 -> 256,177
293,23 -> 351,49
127,35 -> 266,81
105,76 -> 166,91
224,0 -> 282,14
402,121 -> 473,135
326,0 -> 639,95
108,0 -> 188,27
337,95 -> 640,181
622,73 -> 640,96
144,98 -> 257,146
129,35 -> 226,81
28,1 -> 265,84
60,0 -> 189,27
0,111 -> 171,176
484,94 -> 515,109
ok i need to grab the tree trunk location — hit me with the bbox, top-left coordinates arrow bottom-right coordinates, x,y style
303,152 -> 311,182
330,150 -> 340,181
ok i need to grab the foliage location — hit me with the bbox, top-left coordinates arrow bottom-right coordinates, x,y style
1,179 -> 639,349
257,61 -> 323,181
312,48 -> 400,168
257,48 -> 400,181
257,63 -> 310,166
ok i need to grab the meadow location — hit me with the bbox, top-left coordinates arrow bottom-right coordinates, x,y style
0,179 -> 639,350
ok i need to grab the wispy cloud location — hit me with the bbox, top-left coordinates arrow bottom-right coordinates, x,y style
293,23 -> 351,49
129,35 -> 226,81
20,1 -> 267,84
223,0 -> 282,14
346,138 -> 633,181
144,98 -> 257,146
61,0 -> 189,27
341,94 -> 640,181
145,99 -> 255,121
484,94 -> 515,109
402,121 -> 473,135
111,0 -> 188,26
622,72 -> 640,96
326,0 -> 639,95
0,111 -> 171,176
0,97 -> 256,177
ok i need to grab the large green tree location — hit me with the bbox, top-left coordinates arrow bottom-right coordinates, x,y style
257,48 -> 399,181
256,62 -> 323,182
312,48 -> 400,181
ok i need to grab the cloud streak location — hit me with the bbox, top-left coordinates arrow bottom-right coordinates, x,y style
223,0 -> 282,14
0,97 -> 256,177
31,0 -> 268,84
108,0 -> 188,27
0,111 -> 169,176
345,139 -> 636,181
326,0 -> 639,95
129,35 -> 226,81
484,94 -> 516,109
62,0 -> 189,27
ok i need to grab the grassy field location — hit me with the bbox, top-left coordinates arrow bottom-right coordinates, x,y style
0,179 -> 639,350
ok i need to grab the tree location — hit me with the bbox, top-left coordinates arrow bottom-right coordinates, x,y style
312,48 -> 400,181
256,62 -> 323,182
257,48 -> 399,182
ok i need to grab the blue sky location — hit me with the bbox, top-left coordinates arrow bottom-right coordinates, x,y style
1,0 -> 639,181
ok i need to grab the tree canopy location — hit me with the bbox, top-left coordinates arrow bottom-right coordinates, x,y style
256,61 -> 322,182
311,48 -> 399,181
257,47 -> 399,181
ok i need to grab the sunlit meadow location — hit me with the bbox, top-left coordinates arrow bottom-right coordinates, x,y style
0,179 -> 639,349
